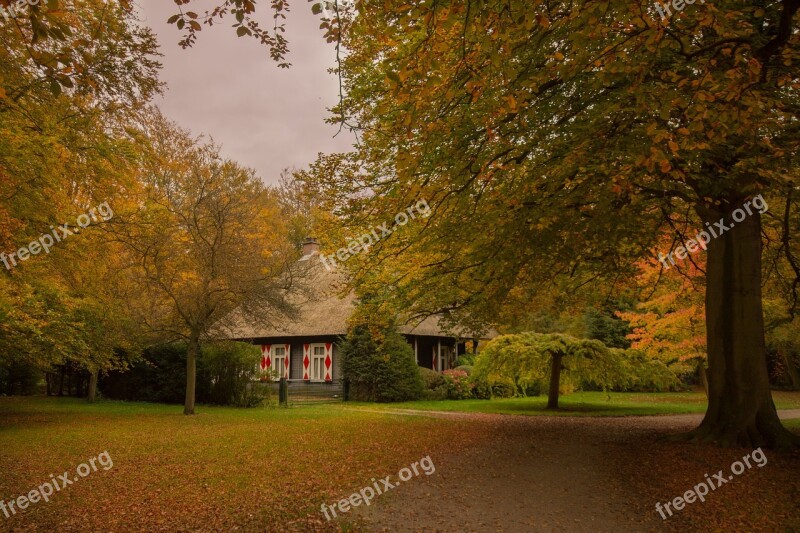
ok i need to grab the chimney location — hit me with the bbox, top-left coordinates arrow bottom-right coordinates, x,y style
302,237 -> 320,256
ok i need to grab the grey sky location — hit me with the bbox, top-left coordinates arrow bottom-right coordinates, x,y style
134,0 -> 354,185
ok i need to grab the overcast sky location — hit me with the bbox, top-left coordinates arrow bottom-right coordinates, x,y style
134,0 -> 355,185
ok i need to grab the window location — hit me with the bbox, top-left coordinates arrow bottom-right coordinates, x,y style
310,344 -> 326,381
273,346 -> 286,380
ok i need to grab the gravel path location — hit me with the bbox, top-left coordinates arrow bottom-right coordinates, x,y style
352,410 -> 800,532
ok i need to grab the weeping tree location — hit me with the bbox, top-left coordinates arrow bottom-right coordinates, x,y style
473,333 -> 677,409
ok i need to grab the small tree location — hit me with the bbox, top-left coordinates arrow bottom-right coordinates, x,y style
340,320 -> 423,403
473,333 -> 676,409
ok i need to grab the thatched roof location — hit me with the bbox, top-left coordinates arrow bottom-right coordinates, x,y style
220,252 -> 494,340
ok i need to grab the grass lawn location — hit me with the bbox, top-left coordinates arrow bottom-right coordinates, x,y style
0,396 -> 483,532
348,390 -> 800,417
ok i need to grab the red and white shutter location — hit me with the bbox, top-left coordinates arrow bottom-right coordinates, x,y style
261,344 -> 272,371
284,344 -> 290,379
324,343 -> 333,382
303,344 -> 310,380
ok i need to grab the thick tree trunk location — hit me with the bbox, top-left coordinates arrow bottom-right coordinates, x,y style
184,333 -> 200,415
547,353 -> 563,410
87,370 -> 98,403
686,205 -> 799,449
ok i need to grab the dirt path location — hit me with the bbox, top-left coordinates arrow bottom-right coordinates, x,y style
351,411 -> 800,532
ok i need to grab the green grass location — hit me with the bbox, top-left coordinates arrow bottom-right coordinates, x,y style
348,390 -> 800,417
2,393 -> 797,530
0,396 -> 478,531
785,418 -> 800,430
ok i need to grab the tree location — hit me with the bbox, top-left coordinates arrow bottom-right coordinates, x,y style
0,0 -> 161,100
473,333 -> 676,409
0,0 -> 161,396
619,255 -> 708,392
296,0 -> 800,448
340,298 -> 424,402
584,306 -> 633,350
116,110 -> 297,415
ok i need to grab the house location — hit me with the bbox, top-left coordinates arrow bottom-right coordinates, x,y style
224,238 -> 492,382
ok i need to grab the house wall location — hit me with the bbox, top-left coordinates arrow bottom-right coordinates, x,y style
251,335 -> 342,381
249,335 -> 457,381
406,335 -> 457,371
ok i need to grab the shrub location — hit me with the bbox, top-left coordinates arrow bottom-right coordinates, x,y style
523,381 -> 544,397
490,380 -> 516,398
0,359 -> 40,396
442,369 -> 472,400
100,343 -> 187,404
341,323 -> 424,402
422,387 -> 448,401
471,377 -> 492,399
454,365 -> 473,375
419,367 -> 445,390
100,341 -> 266,407
455,354 -> 475,367
199,342 -> 266,407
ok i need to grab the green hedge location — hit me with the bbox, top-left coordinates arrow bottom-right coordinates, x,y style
100,341 -> 265,407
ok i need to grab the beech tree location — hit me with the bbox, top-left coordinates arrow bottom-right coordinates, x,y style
294,1 -> 800,448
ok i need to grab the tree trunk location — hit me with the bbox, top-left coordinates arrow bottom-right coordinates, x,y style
697,360 -> 709,398
547,353 -> 563,410
686,205 -> 799,449
781,350 -> 800,390
87,370 -> 98,403
184,333 -> 200,415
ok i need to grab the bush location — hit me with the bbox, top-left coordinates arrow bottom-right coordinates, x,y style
199,342 -> 266,407
471,377 -> 492,399
341,323 -> 424,402
523,381 -> 544,397
100,343 -> 187,404
455,354 -> 475,367
0,359 -> 40,396
454,365 -> 473,376
422,387 -> 448,401
100,341 -> 265,407
442,369 -> 472,400
491,380 -> 516,398
419,367 -> 446,390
